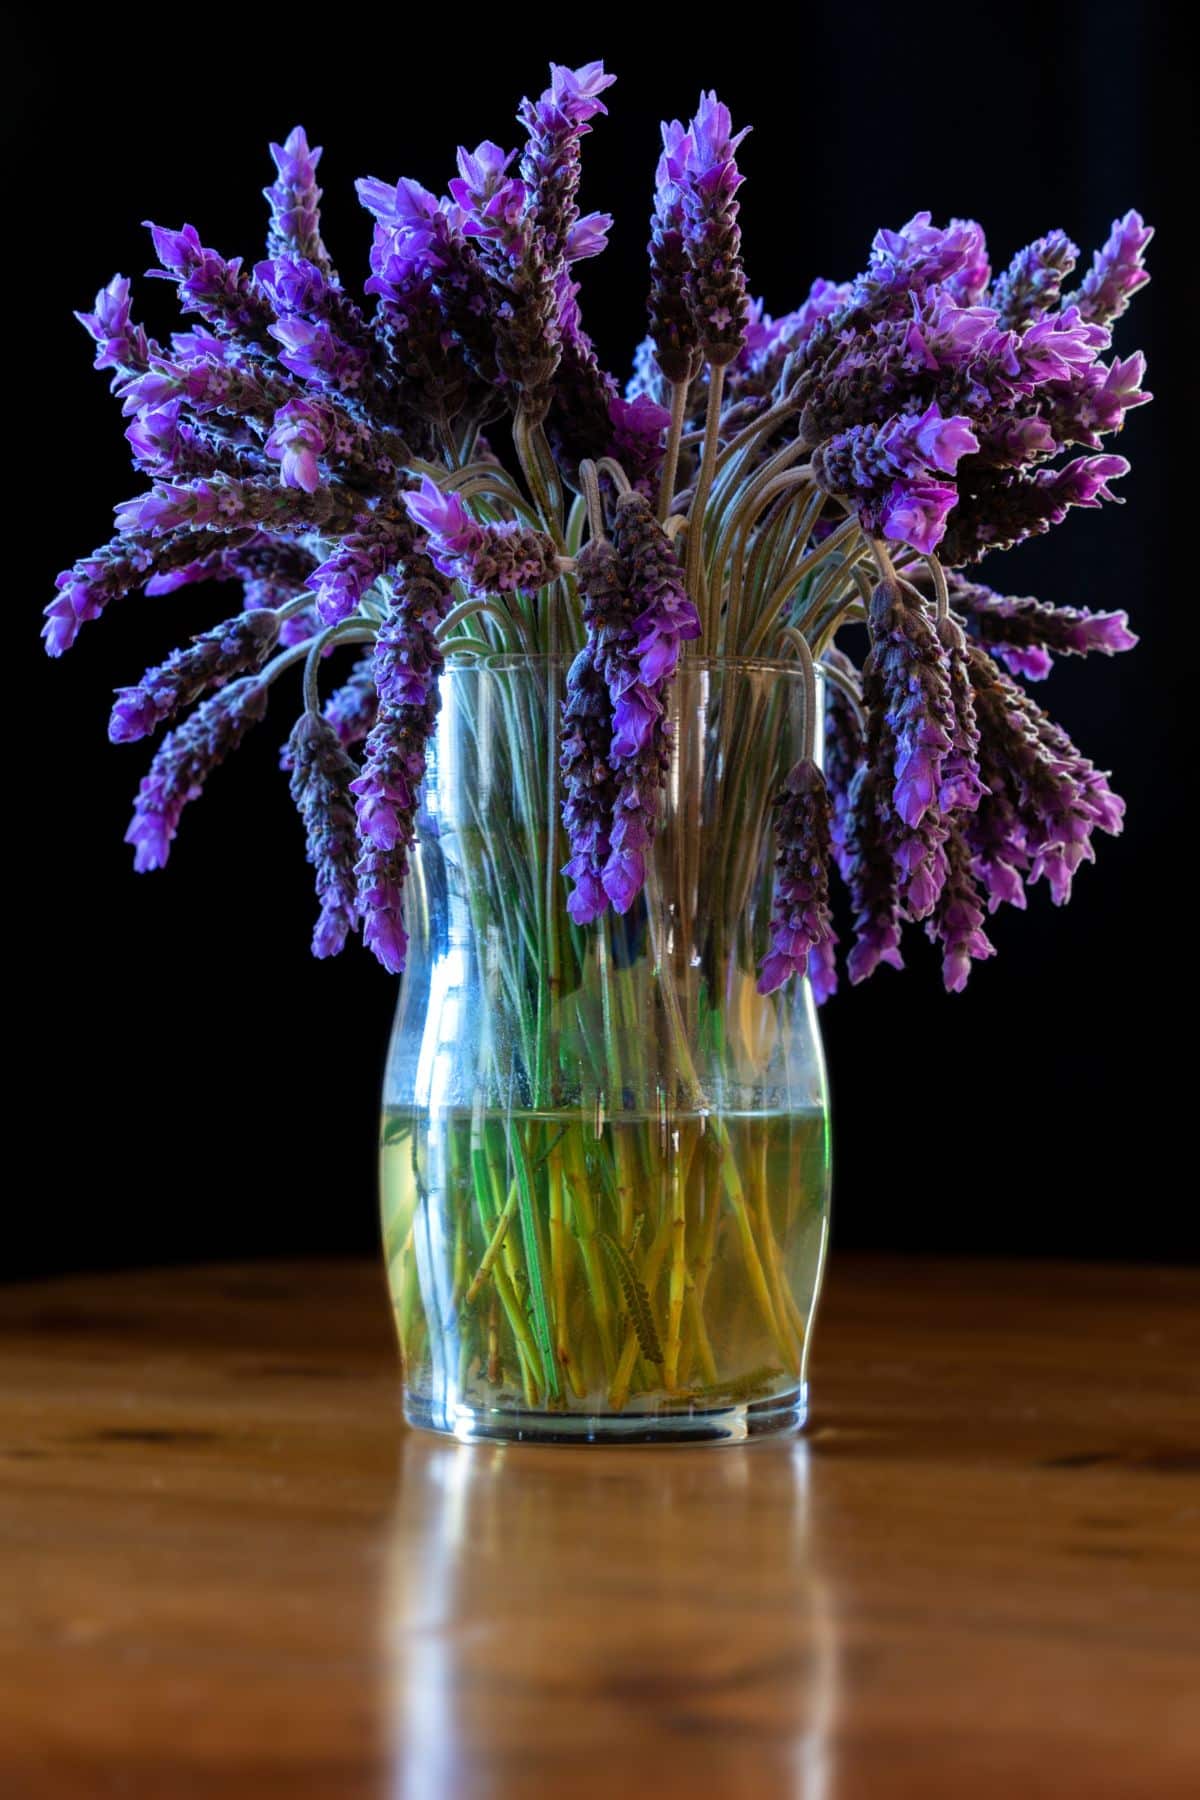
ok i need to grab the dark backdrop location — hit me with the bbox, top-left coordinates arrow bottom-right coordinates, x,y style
9,4 -> 1189,1278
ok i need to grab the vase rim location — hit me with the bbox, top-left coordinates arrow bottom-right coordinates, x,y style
441,651 -> 826,679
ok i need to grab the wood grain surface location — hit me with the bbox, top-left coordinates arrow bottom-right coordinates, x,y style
1,1256 -> 1197,1798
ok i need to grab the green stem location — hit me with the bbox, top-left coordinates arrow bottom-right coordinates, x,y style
658,377 -> 691,523
687,365 -> 727,649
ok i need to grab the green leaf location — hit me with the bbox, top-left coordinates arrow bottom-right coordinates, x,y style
599,1232 -> 663,1365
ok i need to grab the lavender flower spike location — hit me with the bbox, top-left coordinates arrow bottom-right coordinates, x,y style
868,579 -> 956,830
322,652 -> 379,751
110,609 -> 281,743
126,676 -> 269,871
560,640 -> 619,926
402,476 -> 560,596
989,230 -> 1079,330
929,827 -> 995,992
936,615 -> 986,814
949,576 -> 1138,681
757,760 -> 838,1000
1069,210 -> 1153,326
352,546 -> 453,972
264,127 -> 336,279
75,274 -> 157,381
287,712 -> 360,958
844,757 -> 906,985
601,492 -> 699,910
647,121 -> 701,384
677,92 -> 751,366
519,61 -> 616,269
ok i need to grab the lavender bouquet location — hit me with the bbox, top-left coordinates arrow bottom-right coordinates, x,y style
49,63 -> 1150,1439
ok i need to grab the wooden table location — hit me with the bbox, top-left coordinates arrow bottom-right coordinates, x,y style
1,1257 -> 1196,1798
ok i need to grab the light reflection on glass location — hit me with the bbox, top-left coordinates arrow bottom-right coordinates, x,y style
379,1437 -> 839,1796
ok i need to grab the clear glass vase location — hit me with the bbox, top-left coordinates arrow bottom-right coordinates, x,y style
381,656 -> 831,1443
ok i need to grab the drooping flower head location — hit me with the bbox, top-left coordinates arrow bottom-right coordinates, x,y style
949,576 -> 1138,681
757,759 -> 838,1000
287,711 -> 360,958
351,545 -> 454,973
125,676 -> 270,872
402,475 -> 560,596
110,609 -> 281,744
591,492 -> 700,911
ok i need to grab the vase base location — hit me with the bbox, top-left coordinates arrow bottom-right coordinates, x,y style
403,1383 -> 807,1445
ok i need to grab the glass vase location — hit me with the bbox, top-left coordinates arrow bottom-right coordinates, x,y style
381,656 -> 831,1443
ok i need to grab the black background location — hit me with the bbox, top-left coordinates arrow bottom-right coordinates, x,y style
9,4 -> 1189,1278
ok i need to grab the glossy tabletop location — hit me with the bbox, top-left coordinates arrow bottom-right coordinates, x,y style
1,1256 -> 1197,1797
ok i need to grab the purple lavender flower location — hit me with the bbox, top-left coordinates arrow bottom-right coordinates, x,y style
616,490 -> 701,684
145,222 -> 275,341
355,847 -> 410,973
450,139 -> 559,409
950,576 -> 1138,680
1068,210 -> 1153,326
843,758 -> 905,985
359,174 -> 501,403
936,616 -> 986,813
125,676 -> 269,870
757,760 -> 838,999
821,647 -> 865,885
110,610 -> 281,743
264,127 -> 335,278
940,455 -> 1129,563
113,473 -> 356,542
519,61 -> 616,269
847,213 -> 991,328
307,511 -> 407,625
608,395 -> 671,492
322,652 -> 379,750
867,580 -> 956,830
560,635 -> 619,926
402,476 -> 560,595
254,254 -> 330,317
124,400 -> 247,481
967,643 -> 1124,906
269,315 -> 370,392
813,403 -> 979,554
351,547 -> 453,972
597,493 -> 699,909
287,711 -> 360,958
928,827 -> 995,991
989,230 -> 1079,330
43,529 -> 258,655
564,212 -> 611,262
646,120 -> 701,385
119,346 -> 295,427
1037,352 -> 1150,451
264,398 -> 328,492
728,283 -> 854,404
75,275 -> 158,382
674,92 -> 752,366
